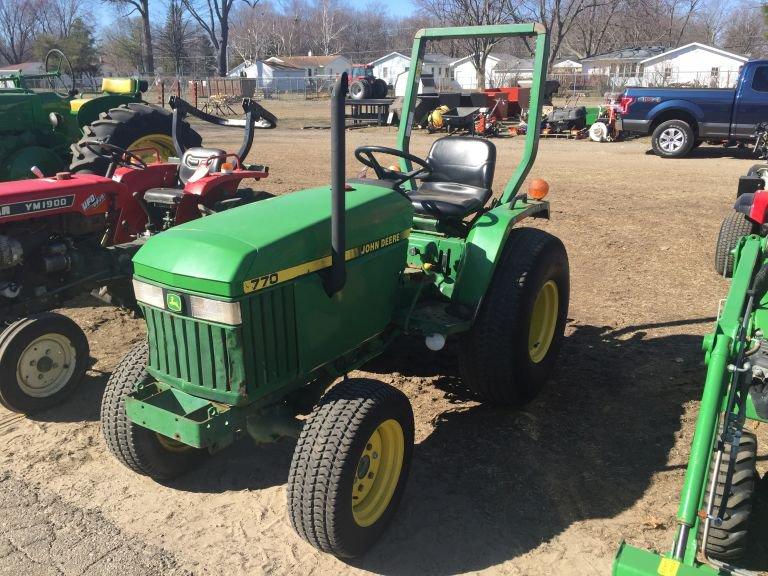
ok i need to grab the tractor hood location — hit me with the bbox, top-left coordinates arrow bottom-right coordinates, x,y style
132,182 -> 413,298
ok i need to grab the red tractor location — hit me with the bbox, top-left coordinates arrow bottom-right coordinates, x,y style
348,64 -> 389,100
0,97 -> 276,413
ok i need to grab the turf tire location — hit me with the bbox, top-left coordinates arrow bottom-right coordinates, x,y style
715,212 -> 755,277
100,342 -> 205,480
70,103 -> 201,175
700,431 -> 758,560
458,227 -> 569,405
287,378 -> 414,557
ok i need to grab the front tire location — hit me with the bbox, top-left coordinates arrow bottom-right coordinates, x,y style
100,342 -> 205,480
715,212 -> 755,277
0,313 -> 89,413
700,432 -> 758,560
70,103 -> 202,175
459,228 -> 570,405
287,378 -> 414,557
651,119 -> 695,158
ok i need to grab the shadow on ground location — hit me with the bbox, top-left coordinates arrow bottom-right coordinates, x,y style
645,145 -> 760,161
350,318 -> 768,575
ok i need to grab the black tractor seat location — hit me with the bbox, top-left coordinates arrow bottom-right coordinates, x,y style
144,147 -> 227,206
408,136 -> 496,219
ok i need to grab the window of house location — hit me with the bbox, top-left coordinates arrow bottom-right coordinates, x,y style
438,67 -> 442,76
753,66 -> 768,91
711,67 -> 720,78
307,68 -> 312,77
664,66 -> 672,78
383,67 -> 388,78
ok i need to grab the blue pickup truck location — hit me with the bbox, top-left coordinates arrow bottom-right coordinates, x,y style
620,60 -> 768,158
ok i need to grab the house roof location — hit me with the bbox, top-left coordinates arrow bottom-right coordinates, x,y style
581,46 -> 666,63
227,59 -> 301,76
367,52 -> 408,66
494,57 -> 535,73
267,55 -> 344,68
639,42 -> 748,64
424,53 -> 454,64
553,59 -> 582,68
0,61 -> 43,74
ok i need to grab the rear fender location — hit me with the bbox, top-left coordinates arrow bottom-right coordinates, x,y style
648,100 -> 704,126
451,200 -> 549,312
74,94 -> 142,129
734,190 -> 768,225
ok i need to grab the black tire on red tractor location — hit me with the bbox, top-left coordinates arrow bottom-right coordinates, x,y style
0,313 -> 89,413
699,431 -> 758,560
372,78 -> 389,99
70,102 -> 202,175
458,228 -> 570,406
714,212 -> 755,277
100,342 -> 206,480
287,378 -> 414,557
349,80 -> 370,100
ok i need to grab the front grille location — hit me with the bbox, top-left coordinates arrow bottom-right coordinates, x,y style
142,284 -> 299,403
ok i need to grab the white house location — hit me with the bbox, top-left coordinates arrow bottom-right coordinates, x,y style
551,59 -> 582,74
368,52 -> 454,87
452,53 -> 534,89
581,46 -> 666,87
266,54 -> 351,78
226,59 -> 306,92
639,43 -> 747,87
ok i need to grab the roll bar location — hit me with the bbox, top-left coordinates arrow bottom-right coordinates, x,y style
396,23 -> 550,204
168,96 -> 277,162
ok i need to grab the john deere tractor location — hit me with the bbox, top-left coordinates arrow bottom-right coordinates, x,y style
0,49 -> 200,181
615,210 -> 768,572
101,24 -> 566,557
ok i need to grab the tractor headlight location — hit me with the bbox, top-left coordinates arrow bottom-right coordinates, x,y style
188,295 -> 242,325
132,279 -> 164,309
132,279 -> 242,326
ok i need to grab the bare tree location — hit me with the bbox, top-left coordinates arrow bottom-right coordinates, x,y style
0,0 -> 41,64
102,0 -> 154,74
313,0 -> 347,55
417,0 -> 515,88
230,0 -> 278,63
181,0 -> 259,76
722,3 -> 767,56
39,0 -> 92,38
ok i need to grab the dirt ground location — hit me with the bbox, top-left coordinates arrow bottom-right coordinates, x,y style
1,99 -> 768,576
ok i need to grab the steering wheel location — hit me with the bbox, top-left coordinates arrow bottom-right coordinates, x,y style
354,146 -> 432,187
44,49 -> 76,98
84,141 -> 148,171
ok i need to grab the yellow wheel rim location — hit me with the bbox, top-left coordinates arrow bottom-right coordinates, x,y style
155,432 -> 192,453
351,419 -> 405,527
127,134 -> 176,164
528,280 -> 559,364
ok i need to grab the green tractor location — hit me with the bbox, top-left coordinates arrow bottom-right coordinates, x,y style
101,23 -> 566,556
614,232 -> 768,571
0,49 -> 200,180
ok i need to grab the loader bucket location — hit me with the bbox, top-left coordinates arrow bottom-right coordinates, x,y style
613,543 -> 721,576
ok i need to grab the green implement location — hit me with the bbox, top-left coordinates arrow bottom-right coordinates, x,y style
614,234 -> 768,576
102,23 -> 570,558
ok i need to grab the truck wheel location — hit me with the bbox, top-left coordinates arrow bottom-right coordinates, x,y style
459,228 -> 570,406
349,80 -> 370,100
715,212 -> 755,277
101,342 -> 205,480
0,313 -> 89,414
651,119 -> 695,158
287,378 -> 414,557
699,431 -> 758,560
70,103 -> 202,175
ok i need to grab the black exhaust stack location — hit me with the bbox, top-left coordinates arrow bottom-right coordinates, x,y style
326,72 -> 348,296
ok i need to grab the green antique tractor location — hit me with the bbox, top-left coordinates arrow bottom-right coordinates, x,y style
101,24 -> 567,556
0,49 -> 200,181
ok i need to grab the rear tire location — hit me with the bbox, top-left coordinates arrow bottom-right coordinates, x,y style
700,432 -> 758,560
100,342 -> 205,480
0,313 -> 89,413
287,378 -> 414,557
459,228 -> 570,405
70,103 -> 201,175
651,119 -> 695,158
715,212 -> 755,277
349,80 -> 370,100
